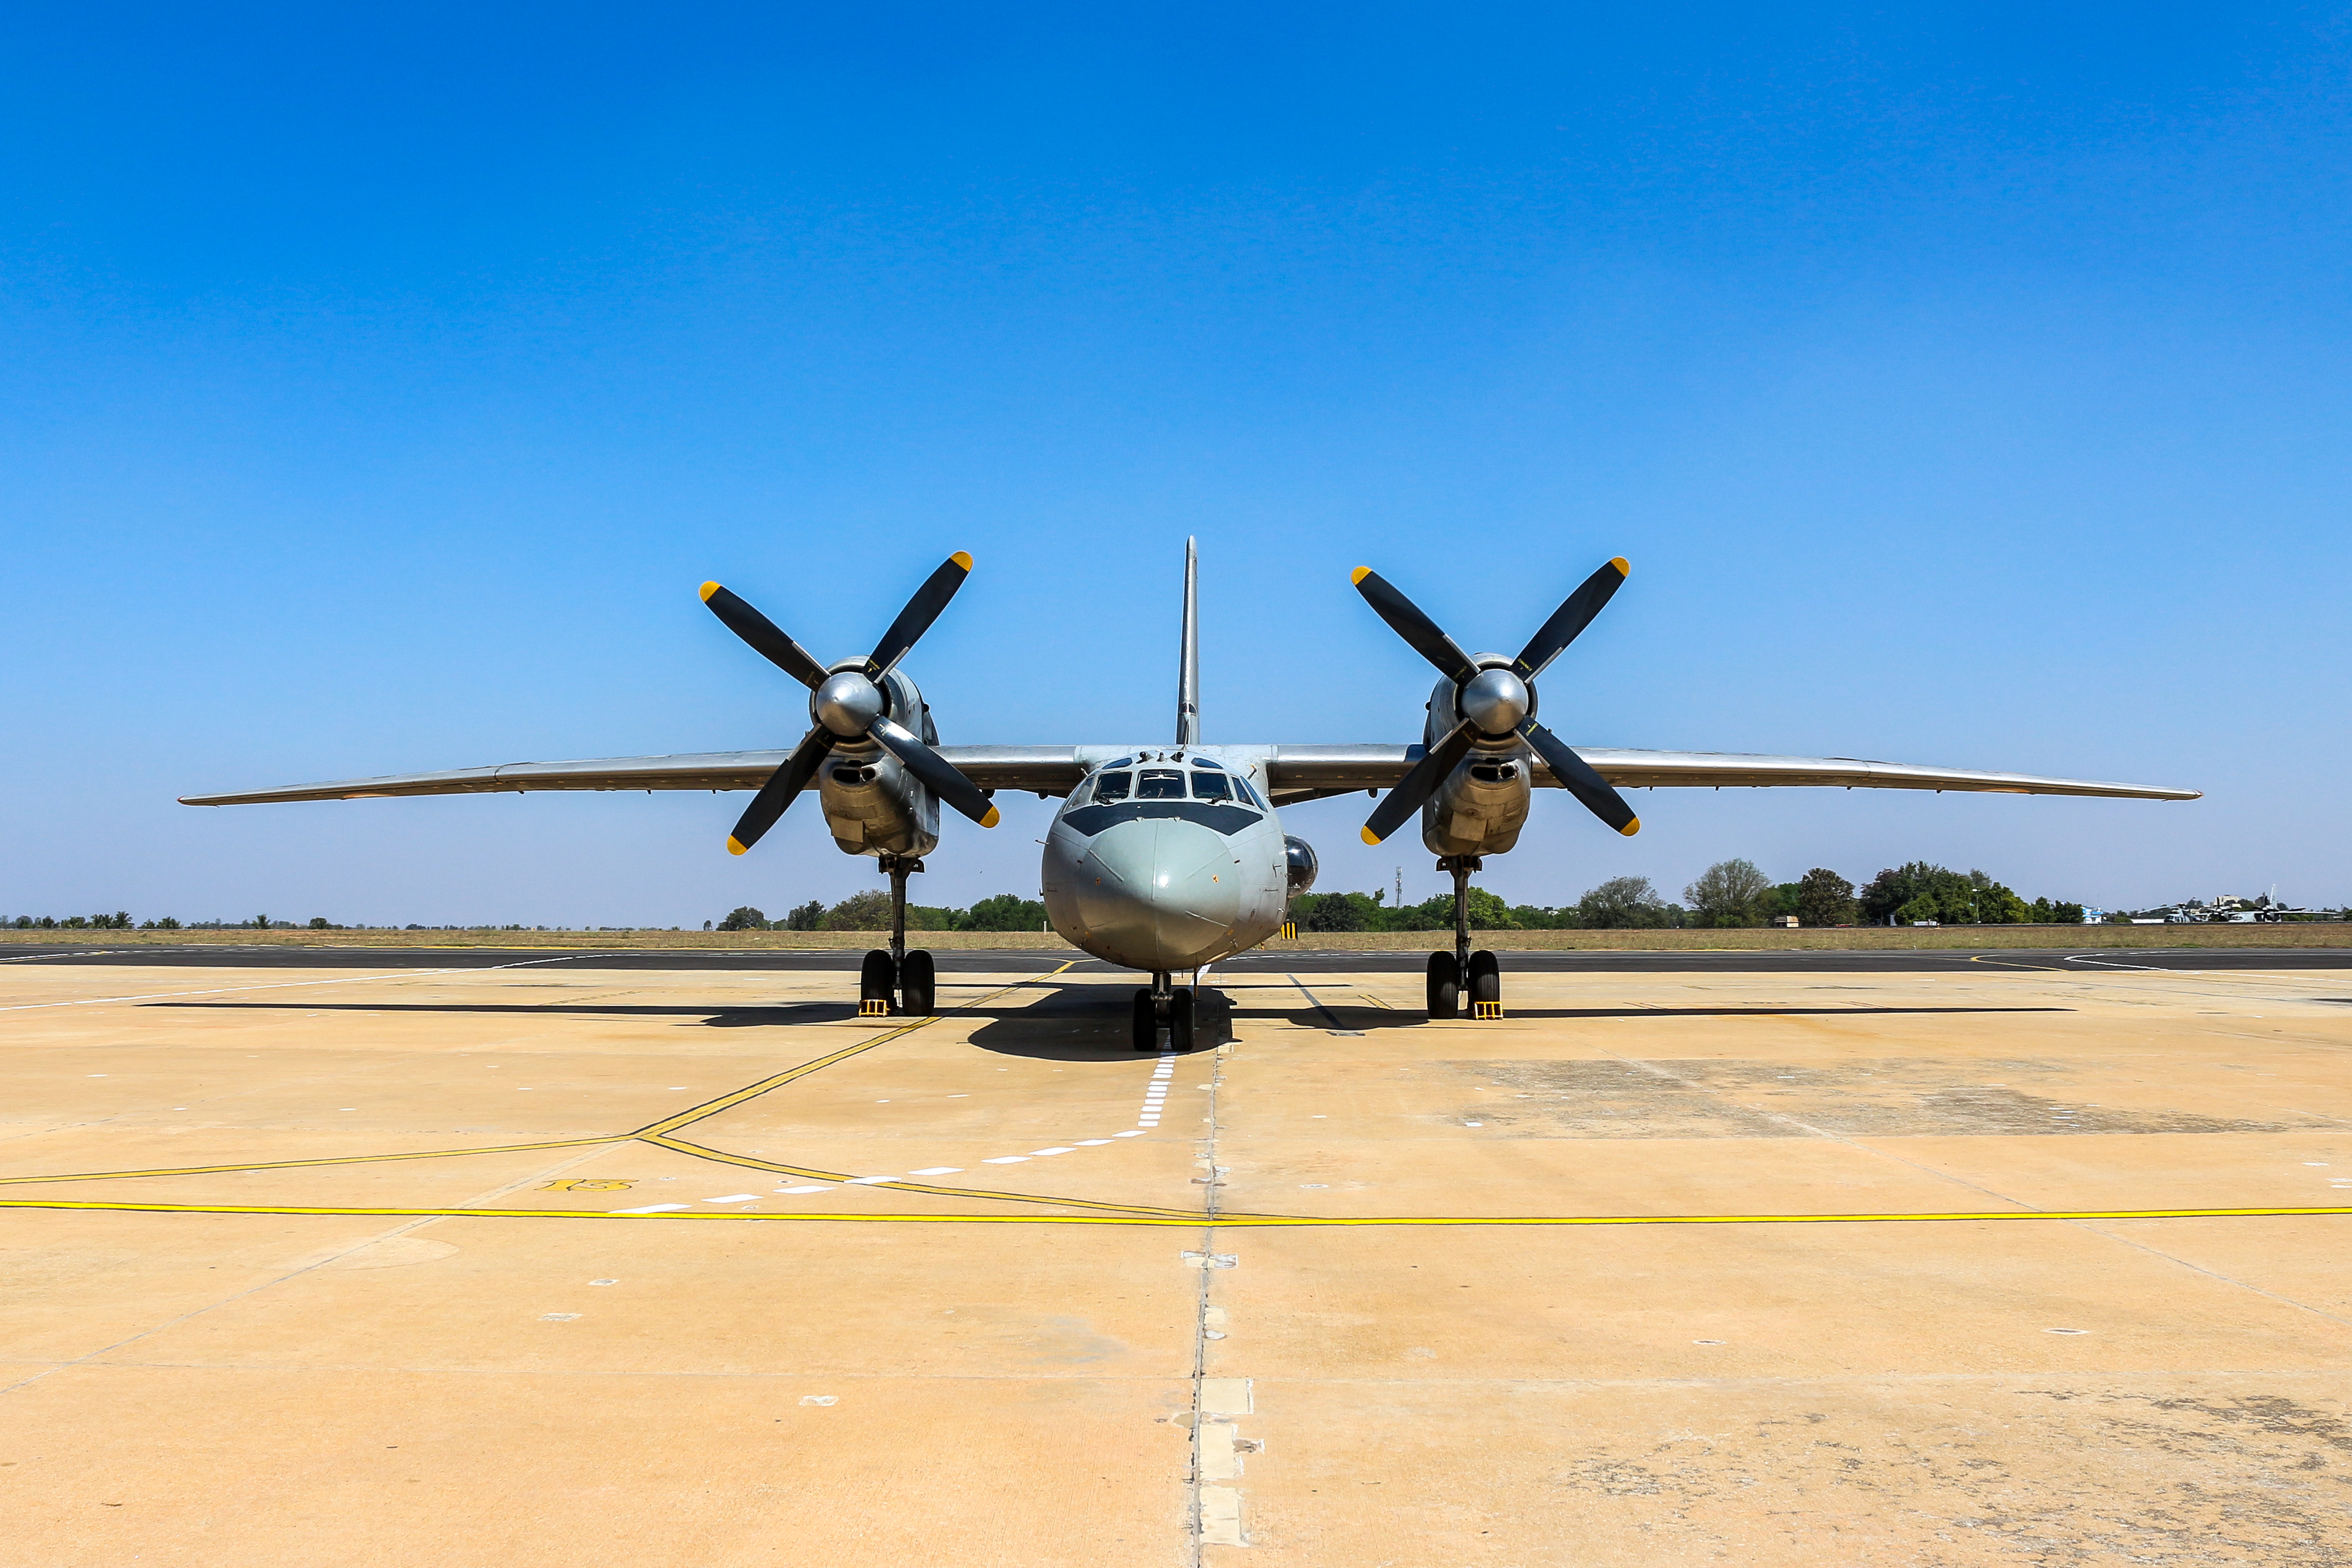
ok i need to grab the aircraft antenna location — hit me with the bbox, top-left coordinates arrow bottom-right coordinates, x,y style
1175,536 -> 1201,745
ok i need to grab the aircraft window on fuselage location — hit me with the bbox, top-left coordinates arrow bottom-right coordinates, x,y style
1091,771 -> 1132,803
1137,769 -> 1185,800
1191,771 -> 1232,801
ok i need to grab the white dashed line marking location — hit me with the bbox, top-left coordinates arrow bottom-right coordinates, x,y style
908,1166 -> 963,1175
610,1203 -> 691,1214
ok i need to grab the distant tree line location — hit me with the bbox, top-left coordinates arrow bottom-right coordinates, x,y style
713,892 -> 1048,933
4,913 -> 350,931
1288,859 -> 2097,931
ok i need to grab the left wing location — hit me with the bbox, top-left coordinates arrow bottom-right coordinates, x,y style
179,745 -> 1088,806
1260,744 -> 2198,804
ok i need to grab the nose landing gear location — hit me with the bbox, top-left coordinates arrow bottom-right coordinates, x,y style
1132,970 -> 1196,1051
1428,855 -> 1504,1020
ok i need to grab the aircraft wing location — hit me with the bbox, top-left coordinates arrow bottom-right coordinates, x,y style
179,745 -> 1089,806
1259,745 -> 2199,804
182,743 -> 2196,807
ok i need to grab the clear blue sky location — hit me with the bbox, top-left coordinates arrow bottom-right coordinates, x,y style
4,4 -> 2346,926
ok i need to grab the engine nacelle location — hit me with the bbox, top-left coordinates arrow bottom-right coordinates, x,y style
1420,666 -> 1534,857
816,665 -> 942,858
1283,835 -> 1319,894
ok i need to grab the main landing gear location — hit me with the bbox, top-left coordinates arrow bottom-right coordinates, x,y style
860,855 -> 938,1017
1132,969 -> 1197,1052
1425,855 -> 1503,1020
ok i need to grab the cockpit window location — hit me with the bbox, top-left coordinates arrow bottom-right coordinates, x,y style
1232,775 -> 1267,808
1190,756 -> 1224,770
1136,768 -> 1185,800
1091,771 -> 1132,803
1191,771 -> 1231,801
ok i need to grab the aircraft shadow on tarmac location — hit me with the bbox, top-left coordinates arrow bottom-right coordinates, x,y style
151,1000 -> 867,1028
153,990 -> 2068,1057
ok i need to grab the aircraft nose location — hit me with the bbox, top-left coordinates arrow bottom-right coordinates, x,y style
1074,818 -> 1242,969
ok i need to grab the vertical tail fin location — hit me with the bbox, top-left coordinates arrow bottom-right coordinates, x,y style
1175,536 -> 1200,746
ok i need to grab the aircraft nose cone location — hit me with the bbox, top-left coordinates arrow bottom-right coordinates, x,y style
1460,667 -> 1529,735
1074,819 -> 1241,970
812,671 -> 884,737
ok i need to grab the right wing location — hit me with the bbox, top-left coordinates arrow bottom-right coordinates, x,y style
179,745 -> 1088,806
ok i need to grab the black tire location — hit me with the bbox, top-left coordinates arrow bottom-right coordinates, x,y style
1468,949 -> 1501,1008
1169,988 -> 1195,1052
899,950 -> 937,1016
1131,988 -> 1159,1051
1425,951 -> 1460,1018
860,949 -> 896,1012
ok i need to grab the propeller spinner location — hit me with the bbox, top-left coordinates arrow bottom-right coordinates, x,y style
700,552 -> 1000,855
1352,557 -> 1641,845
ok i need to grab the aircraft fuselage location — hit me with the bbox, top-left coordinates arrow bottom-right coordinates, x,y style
1041,747 -> 1289,971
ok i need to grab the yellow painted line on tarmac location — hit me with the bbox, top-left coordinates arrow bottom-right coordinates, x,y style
643,1132 -> 1227,1219
8,1200 -> 2352,1228
629,964 -> 1074,1138
0,1136 -> 624,1186
0,965 -> 1075,1191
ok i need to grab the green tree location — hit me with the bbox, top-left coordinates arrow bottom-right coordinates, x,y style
308,917 -> 331,930
717,905 -> 768,931
1685,859 -> 1772,927
1574,875 -> 1667,930
1305,891 -> 1377,932
782,900 -> 826,931
1896,893 -> 1940,924
961,893 -> 1047,931
1794,868 -> 1858,928
249,914 -> 270,930
823,891 -> 894,930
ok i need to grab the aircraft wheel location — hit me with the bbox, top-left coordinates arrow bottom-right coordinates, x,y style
1425,951 -> 1460,1018
860,950 -> 896,1015
899,950 -> 937,1016
1468,950 -> 1501,1014
1131,989 -> 1159,1051
1169,988 -> 1196,1052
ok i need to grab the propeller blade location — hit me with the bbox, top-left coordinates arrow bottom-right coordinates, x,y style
1359,720 -> 1480,845
1349,567 -> 1478,683
1520,720 -> 1640,837
700,582 -> 831,690
871,716 -> 1001,828
866,551 -> 974,679
1512,557 -> 1629,681
725,728 -> 835,855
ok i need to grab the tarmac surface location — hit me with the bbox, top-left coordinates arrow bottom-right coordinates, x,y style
6,950 -> 2352,1563
9,940 -> 2352,972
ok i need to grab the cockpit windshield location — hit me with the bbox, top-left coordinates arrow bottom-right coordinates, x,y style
1136,768 -> 1186,800
1190,771 -> 1231,801
1090,771 -> 1131,803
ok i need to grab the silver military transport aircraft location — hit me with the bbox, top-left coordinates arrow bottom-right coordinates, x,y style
184,542 -> 2198,1050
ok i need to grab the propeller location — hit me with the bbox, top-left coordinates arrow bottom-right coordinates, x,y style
1351,557 -> 1639,845
700,551 -> 998,855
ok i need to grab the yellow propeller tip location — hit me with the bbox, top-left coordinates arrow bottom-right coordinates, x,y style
726,835 -> 749,856
699,581 -> 722,603
1349,566 -> 1372,586
1610,557 -> 1629,576
1359,825 -> 1383,845
980,806 -> 1001,828
950,550 -> 974,571
1619,817 -> 1641,837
